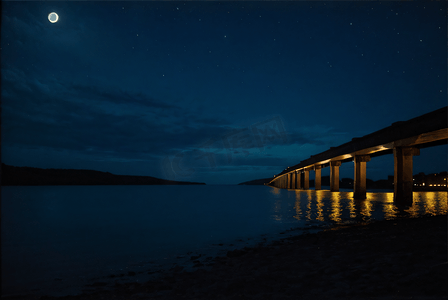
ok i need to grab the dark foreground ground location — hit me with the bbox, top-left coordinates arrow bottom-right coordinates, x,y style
15,215 -> 448,299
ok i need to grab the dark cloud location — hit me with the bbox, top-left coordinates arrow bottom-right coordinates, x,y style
70,84 -> 175,110
2,67 -> 235,163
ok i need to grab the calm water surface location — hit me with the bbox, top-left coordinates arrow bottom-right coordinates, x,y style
2,185 -> 447,297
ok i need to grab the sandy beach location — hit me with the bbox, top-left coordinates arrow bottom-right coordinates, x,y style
27,214 -> 447,300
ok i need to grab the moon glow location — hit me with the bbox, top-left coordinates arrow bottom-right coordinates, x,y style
48,12 -> 59,23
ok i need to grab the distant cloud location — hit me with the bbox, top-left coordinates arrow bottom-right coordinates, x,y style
2,67 -> 234,163
71,83 -> 176,110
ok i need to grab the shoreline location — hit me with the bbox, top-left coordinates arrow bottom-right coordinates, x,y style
16,214 -> 445,300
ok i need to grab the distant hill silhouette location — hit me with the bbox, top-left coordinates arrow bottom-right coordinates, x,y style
1,164 -> 205,186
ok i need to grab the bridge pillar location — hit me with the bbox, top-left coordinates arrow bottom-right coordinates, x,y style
290,173 -> 294,189
297,171 -> 302,189
303,168 -> 310,190
394,147 -> 420,205
314,165 -> 322,190
288,173 -> 292,189
354,155 -> 371,199
330,161 -> 342,192
291,172 -> 296,189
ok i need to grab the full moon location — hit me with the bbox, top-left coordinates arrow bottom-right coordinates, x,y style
48,12 -> 58,23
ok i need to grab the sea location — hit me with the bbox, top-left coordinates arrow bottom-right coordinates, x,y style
2,185 -> 447,298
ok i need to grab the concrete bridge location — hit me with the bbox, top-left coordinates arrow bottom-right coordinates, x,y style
267,106 -> 447,204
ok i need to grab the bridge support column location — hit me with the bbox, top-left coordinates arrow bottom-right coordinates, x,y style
288,173 -> 292,189
394,147 -> 420,205
303,168 -> 310,190
354,155 -> 371,199
291,172 -> 296,189
330,161 -> 342,192
290,173 -> 294,189
314,165 -> 322,190
297,171 -> 302,189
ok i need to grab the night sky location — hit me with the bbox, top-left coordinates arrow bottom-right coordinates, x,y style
2,1 -> 446,185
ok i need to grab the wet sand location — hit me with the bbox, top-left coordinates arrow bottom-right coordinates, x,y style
16,215 -> 448,299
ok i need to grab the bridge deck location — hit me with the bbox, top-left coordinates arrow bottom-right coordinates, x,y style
274,106 -> 447,178
269,106 -> 447,203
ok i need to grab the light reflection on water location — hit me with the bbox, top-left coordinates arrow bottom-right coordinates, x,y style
271,188 -> 447,224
